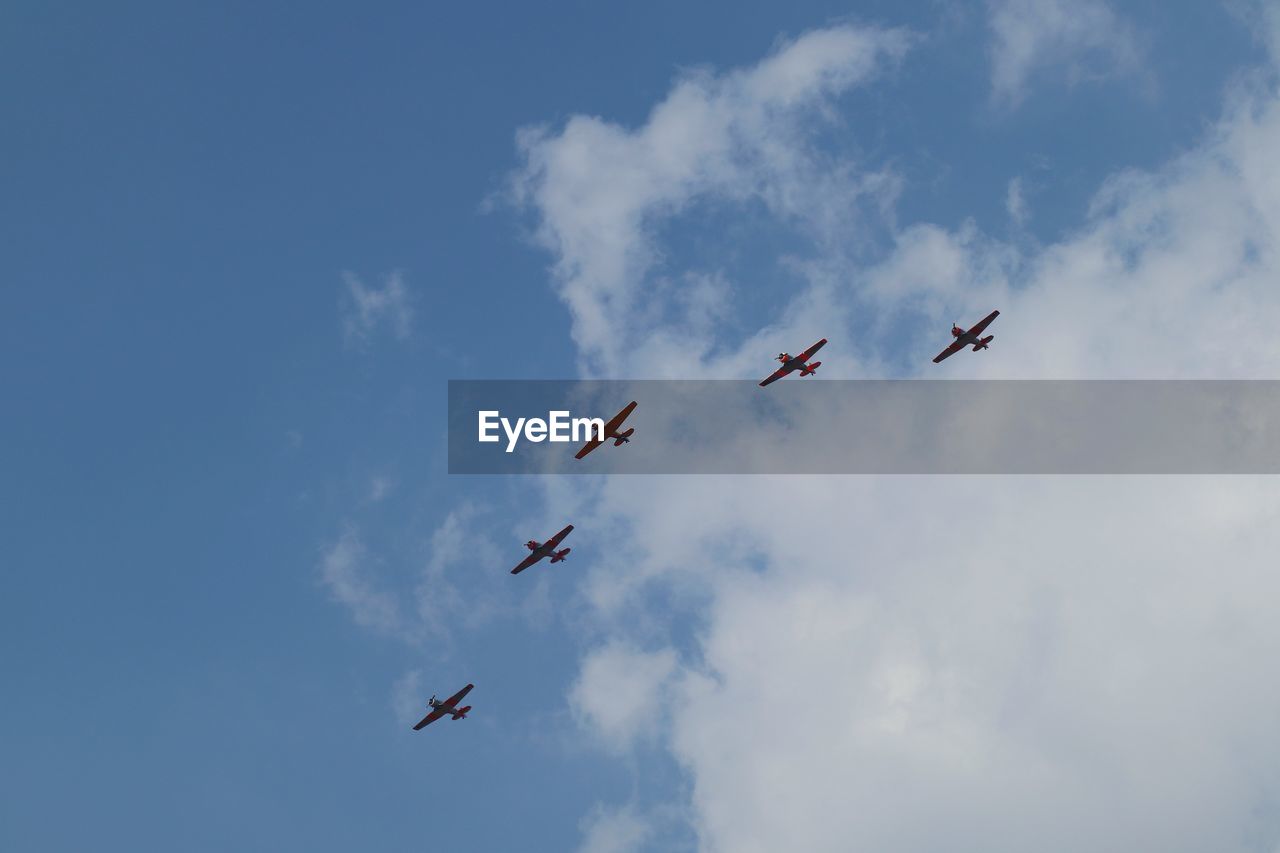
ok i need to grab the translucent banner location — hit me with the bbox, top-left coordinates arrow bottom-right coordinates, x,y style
447,380 -> 1280,474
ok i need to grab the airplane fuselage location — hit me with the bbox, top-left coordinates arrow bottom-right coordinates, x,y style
528,542 -> 555,560
783,356 -> 804,371
428,698 -> 466,717
777,355 -> 816,375
955,329 -> 993,350
525,542 -> 570,563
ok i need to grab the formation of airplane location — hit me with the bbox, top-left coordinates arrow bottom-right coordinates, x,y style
575,400 -> 637,459
510,524 -> 574,574
932,310 -> 1000,363
417,312 -> 1000,733
412,683 -> 474,730
759,338 -> 826,386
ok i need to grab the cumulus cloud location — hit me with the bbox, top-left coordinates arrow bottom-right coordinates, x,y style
583,477 -> 1280,852
571,642 -> 678,752
341,270 -> 413,346
510,25 -> 912,375
986,0 -> 1145,105
517,15 -> 1280,852
888,83 -> 1280,378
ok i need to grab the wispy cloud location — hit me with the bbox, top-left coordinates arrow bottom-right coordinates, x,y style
389,669 -> 425,728
341,270 -> 413,347
985,0 -> 1145,105
367,475 -> 393,504
577,804 -> 654,853
319,504 -> 522,654
318,527 -> 404,638
1006,176 -> 1029,227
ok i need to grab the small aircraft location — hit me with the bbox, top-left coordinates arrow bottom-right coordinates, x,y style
412,683 -> 474,730
933,310 -> 1000,363
511,524 -> 574,574
759,338 -> 826,387
574,401 -> 637,460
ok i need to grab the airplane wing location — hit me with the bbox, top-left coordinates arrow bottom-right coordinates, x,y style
969,310 -> 999,336
575,401 -> 636,459
574,437 -> 603,460
412,707 -> 447,730
442,684 -> 474,708
759,365 -> 791,387
798,338 -> 827,361
932,340 -> 966,363
546,524 -> 574,549
511,552 -> 543,575
603,401 -> 637,434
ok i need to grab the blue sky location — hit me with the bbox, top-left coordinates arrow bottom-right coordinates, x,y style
5,2 -> 1280,851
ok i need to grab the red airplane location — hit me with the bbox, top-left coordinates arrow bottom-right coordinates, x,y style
412,683 -> 474,730
574,401 -> 637,460
759,338 -> 826,387
933,310 -> 999,363
511,524 -> 573,574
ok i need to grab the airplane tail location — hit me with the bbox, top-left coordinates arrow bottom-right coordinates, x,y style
452,705 -> 471,720
973,336 -> 993,351
550,547 -> 571,563
612,427 -> 634,446
800,361 -> 822,376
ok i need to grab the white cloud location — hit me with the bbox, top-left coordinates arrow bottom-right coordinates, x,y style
513,16 -> 1280,852
414,505 -> 494,641
368,475 -> 393,503
654,477 -> 1280,852
577,804 -> 654,853
390,669 -> 425,728
1006,175 -> 1029,226
321,505 -> 541,652
986,0 -> 1145,105
319,527 -> 404,638
341,270 -> 413,346
848,70 -> 1280,379
571,642 -> 678,752
511,25 -> 912,376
